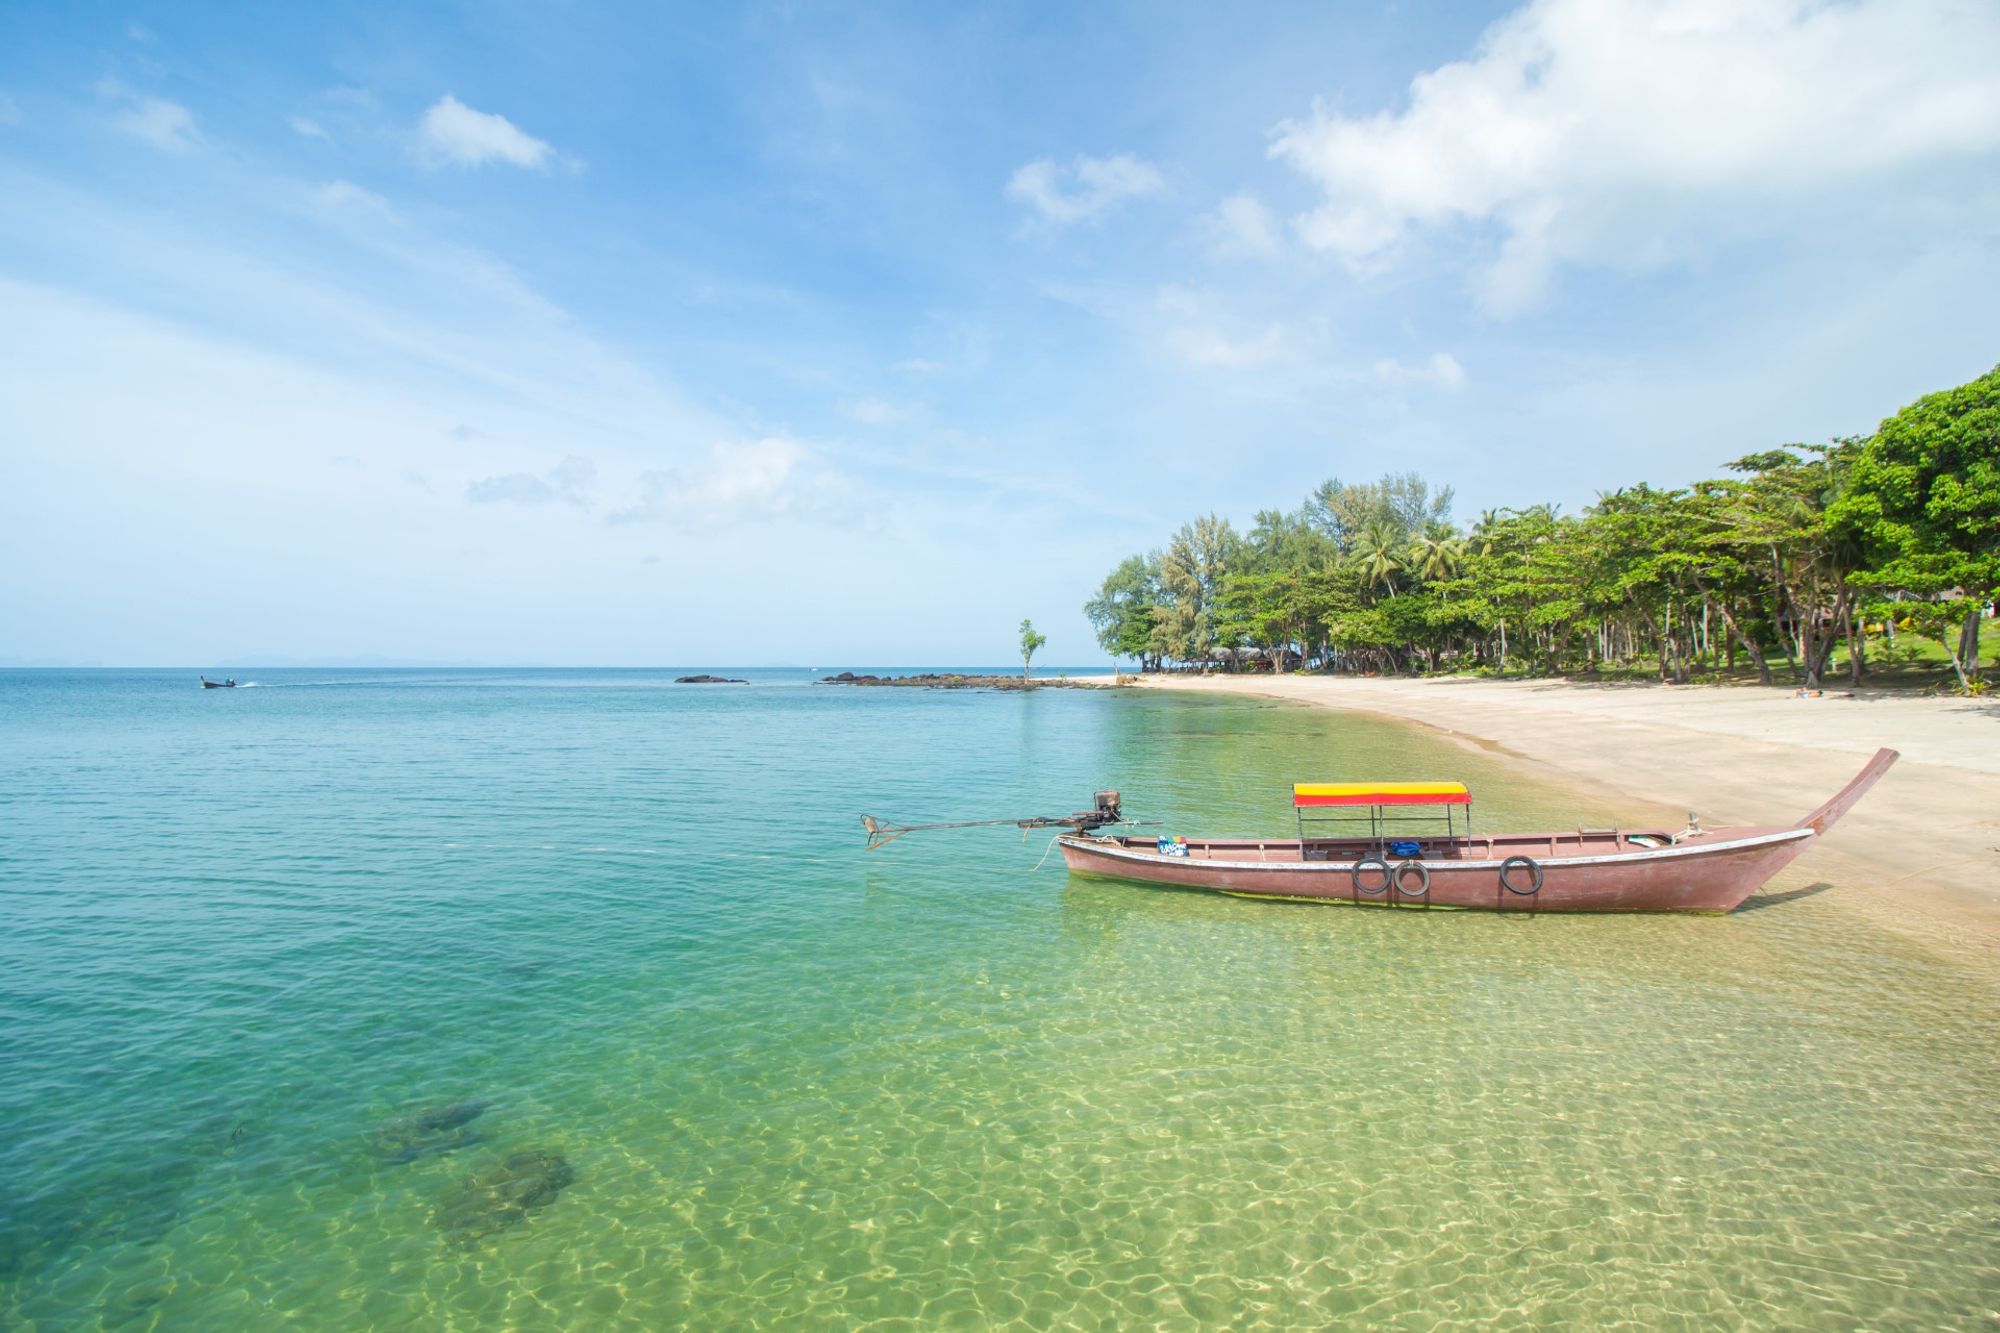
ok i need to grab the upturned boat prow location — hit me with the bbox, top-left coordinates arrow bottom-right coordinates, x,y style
1055,748 -> 1900,915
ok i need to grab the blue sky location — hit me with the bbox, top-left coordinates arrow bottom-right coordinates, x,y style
4,0 -> 1998,666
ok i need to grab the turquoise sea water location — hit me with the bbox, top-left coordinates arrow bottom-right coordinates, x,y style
3,669 -> 1996,1330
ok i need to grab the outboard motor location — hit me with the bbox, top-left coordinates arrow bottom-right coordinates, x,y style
1074,789 -> 1123,832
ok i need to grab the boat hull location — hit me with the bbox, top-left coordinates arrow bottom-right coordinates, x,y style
1057,827 -> 1817,913
1056,749 -> 1900,915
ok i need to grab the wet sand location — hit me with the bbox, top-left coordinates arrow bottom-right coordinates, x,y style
1134,673 -> 2000,946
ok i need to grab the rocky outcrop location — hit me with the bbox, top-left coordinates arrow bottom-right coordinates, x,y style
673,675 -> 748,684
816,672 -> 1107,690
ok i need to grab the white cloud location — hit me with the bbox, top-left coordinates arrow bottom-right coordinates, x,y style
613,437 -> 861,530
891,357 -> 945,376
1373,352 -> 1467,392
416,94 -> 553,169
0,93 -> 21,127
1206,192 -> 1282,259
467,454 -> 596,506
1006,153 -> 1163,225
105,91 -> 200,153
1269,0 -> 2000,312
290,116 -> 329,140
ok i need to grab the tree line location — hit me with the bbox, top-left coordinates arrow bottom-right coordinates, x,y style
1085,364 -> 2000,693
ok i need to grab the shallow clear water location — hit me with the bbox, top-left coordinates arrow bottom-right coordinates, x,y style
2,669 -> 1995,1329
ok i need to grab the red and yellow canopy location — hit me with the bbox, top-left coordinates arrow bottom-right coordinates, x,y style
1293,781 -> 1470,808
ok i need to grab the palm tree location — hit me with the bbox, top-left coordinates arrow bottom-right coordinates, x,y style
1355,522 -> 1402,595
1407,532 -> 1465,585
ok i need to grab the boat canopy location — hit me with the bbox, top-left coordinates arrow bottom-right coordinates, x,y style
1293,781 -> 1470,808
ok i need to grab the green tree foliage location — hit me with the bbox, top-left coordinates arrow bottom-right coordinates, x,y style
1833,363 -> 2000,689
1307,473 -> 1454,554
1085,367 -> 1999,693
1157,515 -> 1238,669
1083,554 -> 1164,669
1019,618 -> 1047,680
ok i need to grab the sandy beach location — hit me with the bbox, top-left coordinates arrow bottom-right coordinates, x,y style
1134,673 -> 2000,944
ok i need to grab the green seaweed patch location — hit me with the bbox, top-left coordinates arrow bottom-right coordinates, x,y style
372,1098 -> 489,1164
432,1148 -> 575,1247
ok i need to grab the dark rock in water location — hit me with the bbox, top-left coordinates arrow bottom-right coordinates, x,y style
373,1098 -> 490,1164
432,1148 -> 575,1246
673,674 -> 748,684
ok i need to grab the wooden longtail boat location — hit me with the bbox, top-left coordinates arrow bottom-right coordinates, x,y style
1055,748 -> 1898,913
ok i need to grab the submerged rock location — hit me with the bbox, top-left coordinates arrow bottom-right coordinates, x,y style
372,1098 -> 489,1164
432,1148 -> 575,1246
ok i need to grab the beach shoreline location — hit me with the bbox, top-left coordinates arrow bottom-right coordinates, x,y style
1131,672 -> 2000,943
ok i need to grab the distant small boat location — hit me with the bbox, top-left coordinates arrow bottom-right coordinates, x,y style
1055,749 -> 1898,914
199,676 -> 240,689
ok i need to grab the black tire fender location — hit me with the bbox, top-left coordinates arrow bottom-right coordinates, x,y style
1393,860 -> 1430,897
1351,857 -> 1392,896
1499,855 -> 1544,896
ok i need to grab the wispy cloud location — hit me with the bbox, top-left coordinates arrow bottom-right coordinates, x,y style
1155,285 -> 1306,370
1205,192 -> 1281,260
1372,352 -> 1466,392
416,94 -> 553,169
0,93 -> 21,128
289,115 -> 328,140
99,81 -> 200,153
1006,153 -> 1162,225
1270,0 -> 2000,313
1168,324 -> 1291,370
845,397 -> 908,425
311,179 -> 393,216
612,437 -> 864,530
467,455 -> 596,506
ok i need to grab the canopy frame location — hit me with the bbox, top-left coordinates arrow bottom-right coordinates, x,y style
1292,782 -> 1472,855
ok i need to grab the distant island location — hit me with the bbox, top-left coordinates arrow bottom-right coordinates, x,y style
674,675 -> 748,684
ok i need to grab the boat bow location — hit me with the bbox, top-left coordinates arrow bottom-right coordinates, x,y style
1794,747 -> 1898,836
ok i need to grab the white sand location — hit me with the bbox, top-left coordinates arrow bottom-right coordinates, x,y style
1132,673 -> 2000,940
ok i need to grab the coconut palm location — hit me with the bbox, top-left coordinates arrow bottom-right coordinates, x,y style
1407,531 -> 1465,585
1355,521 -> 1402,595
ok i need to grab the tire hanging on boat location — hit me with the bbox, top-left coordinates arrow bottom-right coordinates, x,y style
1499,855 -> 1544,895
1393,860 -> 1430,898
1351,857 -> 1392,897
